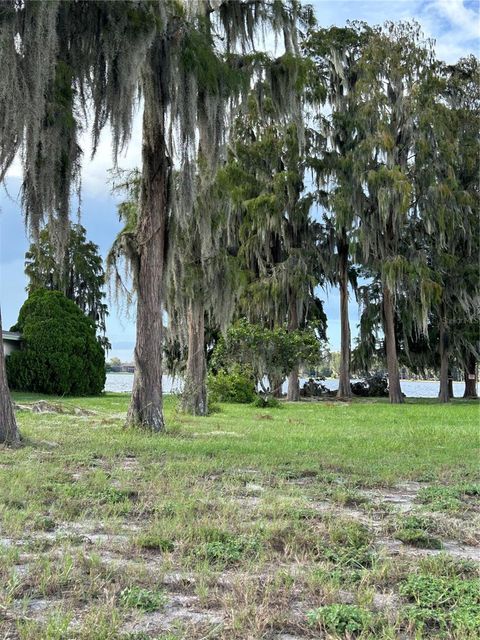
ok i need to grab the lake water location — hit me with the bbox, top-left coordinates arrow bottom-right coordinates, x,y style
105,373 -> 477,398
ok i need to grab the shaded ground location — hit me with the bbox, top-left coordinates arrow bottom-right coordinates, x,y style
0,394 -> 479,639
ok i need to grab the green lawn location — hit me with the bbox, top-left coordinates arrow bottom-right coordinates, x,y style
0,394 -> 479,639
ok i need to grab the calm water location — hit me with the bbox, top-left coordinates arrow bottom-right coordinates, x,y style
105,373 -> 476,398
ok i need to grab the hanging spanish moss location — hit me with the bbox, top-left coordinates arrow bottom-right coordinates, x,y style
103,1 -> 308,422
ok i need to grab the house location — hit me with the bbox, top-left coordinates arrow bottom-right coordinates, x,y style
2,331 -> 22,356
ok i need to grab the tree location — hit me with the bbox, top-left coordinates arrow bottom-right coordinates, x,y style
166,173 -> 240,416
412,56 -> 480,402
211,319 -> 322,399
0,310 -> 20,446
7,290 -> 105,396
306,23 -> 371,399
0,0 -> 155,441
106,357 -> 122,372
107,2 -> 311,426
219,92 -> 324,400
25,222 -> 110,350
352,22 -> 438,403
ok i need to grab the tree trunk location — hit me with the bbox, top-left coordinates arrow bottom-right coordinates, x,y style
0,309 -> 21,446
181,300 -> 207,415
463,352 -> 478,398
287,368 -> 299,401
287,298 -> 299,402
269,375 -> 284,398
383,285 -> 403,403
438,316 -> 450,403
337,237 -> 352,400
447,371 -> 454,399
127,49 -> 169,431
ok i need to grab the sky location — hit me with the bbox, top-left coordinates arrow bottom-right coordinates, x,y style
1,0 -> 478,361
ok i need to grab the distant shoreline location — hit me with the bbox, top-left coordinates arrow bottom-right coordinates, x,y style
107,372 -> 469,385
107,371 -> 472,384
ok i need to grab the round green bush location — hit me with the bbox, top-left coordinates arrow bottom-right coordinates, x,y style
208,367 -> 256,404
6,290 -> 105,395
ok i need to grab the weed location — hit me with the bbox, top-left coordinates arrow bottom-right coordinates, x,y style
323,520 -> 375,569
252,396 -> 280,408
418,554 -> 479,579
17,611 -> 73,640
198,533 -> 260,566
395,515 -> 443,549
136,533 -> 175,552
120,634 -> 180,640
32,515 -> 56,532
329,521 -> 372,548
119,585 -> 167,612
307,604 -> 373,635
417,486 -> 464,512
399,574 -> 480,635
332,488 -> 368,507
395,529 -> 443,549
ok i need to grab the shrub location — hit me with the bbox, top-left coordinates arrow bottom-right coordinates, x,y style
252,395 -> 280,408
307,604 -> 373,635
208,367 -> 256,403
6,290 -> 105,396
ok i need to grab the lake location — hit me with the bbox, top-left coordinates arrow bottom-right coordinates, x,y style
105,373 -> 477,398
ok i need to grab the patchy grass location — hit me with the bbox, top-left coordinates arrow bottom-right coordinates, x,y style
0,392 -> 478,639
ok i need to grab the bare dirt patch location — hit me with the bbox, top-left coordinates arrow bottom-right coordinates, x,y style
121,593 -> 224,634
376,537 -> 480,562
358,481 -> 424,513
14,400 -> 97,416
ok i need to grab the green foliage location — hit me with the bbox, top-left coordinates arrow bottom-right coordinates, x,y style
324,521 -> 375,570
211,319 -> 321,392
399,575 -> 480,635
395,528 -> 441,551
136,534 -> 175,553
195,530 -> 261,567
208,366 -> 256,404
25,222 -> 109,349
395,529 -> 442,550
307,604 -> 373,635
417,486 -> 465,512
119,586 -> 167,612
252,395 -> 280,408
180,26 -> 245,96
6,290 -> 105,396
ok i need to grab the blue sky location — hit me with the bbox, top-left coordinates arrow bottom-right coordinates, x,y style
1,0 -> 478,361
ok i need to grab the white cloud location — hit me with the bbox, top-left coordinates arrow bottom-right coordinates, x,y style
434,0 -> 479,40
80,109 -> 143,199
312,0 -> 479,63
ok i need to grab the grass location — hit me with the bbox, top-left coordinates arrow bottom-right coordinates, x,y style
0,392 -> 478,639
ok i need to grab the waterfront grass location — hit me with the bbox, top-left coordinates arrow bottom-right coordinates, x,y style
0,394 -> 478,639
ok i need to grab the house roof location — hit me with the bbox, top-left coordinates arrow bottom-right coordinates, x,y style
2,331 -> 22,341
